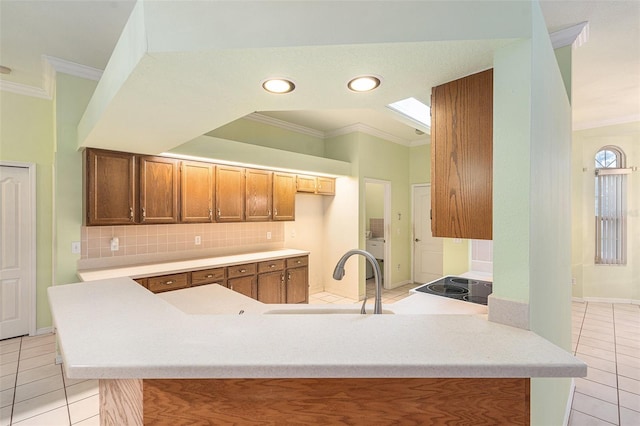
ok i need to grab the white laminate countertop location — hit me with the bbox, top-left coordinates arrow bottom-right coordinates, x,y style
48,278 -> 586,380
76,249 -> 310,281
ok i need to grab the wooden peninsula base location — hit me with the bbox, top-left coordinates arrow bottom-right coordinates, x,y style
100,377 -> 530,425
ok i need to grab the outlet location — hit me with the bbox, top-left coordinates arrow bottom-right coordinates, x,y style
110,237 -> 119,252
195,236 -> 201,245
397,263 -> 401,271
266,231 -> 272,240
71,241 -> 81,254
291,229 -> 296,238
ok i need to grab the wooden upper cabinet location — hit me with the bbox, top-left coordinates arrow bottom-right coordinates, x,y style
273,172 -> 296,221
216,165 -> 245,222
245,169 -> 273,222
139,156 -> 180,224
316,177 -> 335,195
431,68 -> 493,240
181,161 -> 215,223
85,149 -> 137,225
296,175 -> 317,193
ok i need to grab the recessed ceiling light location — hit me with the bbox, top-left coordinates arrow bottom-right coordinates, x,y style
347,76 -> 381,92
262,78 -> 295,94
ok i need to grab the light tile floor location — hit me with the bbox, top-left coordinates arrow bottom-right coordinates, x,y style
0,334 -> 99,426
1,289 -> 637,425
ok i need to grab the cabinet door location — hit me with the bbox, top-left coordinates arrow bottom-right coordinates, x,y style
216,165 -> 245,222
316,177 -> 335,195
181,161 -> 214,223
296,175 -> 317,193
228,276 -> 256,299
85,149 -> 136,225
273,172 -> 296,221
139,156 -> 179,224
257,271 -> 284,304
431,69 -> 493,240
147,273 -> 189,293
286,266 -> 309,304
245,169 -> 272,221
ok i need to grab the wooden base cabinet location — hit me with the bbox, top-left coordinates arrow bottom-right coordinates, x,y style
286,256 -> 309,304
101,377 -> 530,425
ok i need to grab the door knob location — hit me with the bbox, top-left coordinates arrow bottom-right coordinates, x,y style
415,238 -> 421,242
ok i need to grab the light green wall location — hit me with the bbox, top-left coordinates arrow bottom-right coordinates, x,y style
554,45 -> 572,102
207,117 -> 325,157
494,3 -> 574,424
54,74 -> 98,285
443,239 -> 469,276
0,90 -> 55,330
365,182 -> 384,228
409,143 -> 430,184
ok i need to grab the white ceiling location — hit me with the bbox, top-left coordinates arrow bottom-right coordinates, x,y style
0,1 -> 638,149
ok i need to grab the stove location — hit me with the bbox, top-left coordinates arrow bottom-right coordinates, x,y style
412,276 -> 492,305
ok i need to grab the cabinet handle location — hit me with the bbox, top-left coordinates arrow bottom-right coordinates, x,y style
287,273 -> 291,281
281,273 -> 285,283
205,274 -> 214,278
217,208 -> 221,218
239,269 -> 247,273
229,284 -> 234,290
274,208 -> 278,216
268,209 -> 271,216
209,208 -> 213,220
129,207 -> 134,222
269,264 -> 275,268
296,260 -> 301,264
163,280 -> 174,285
141,207 -> 146,222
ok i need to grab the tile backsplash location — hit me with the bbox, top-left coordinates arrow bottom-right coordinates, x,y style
369,218 -> 384,238
79,222 -> 285,268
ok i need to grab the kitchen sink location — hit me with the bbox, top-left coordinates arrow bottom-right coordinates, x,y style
263,308 -> 395,315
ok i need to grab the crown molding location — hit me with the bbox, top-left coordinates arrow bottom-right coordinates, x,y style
0,79 -> 50,99
42,55 -> 103,81
550,21 -> 589,49
245,113 -> 325,139
326,123 -> 411,146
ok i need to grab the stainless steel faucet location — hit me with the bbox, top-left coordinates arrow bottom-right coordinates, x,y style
333,249 -> 383,314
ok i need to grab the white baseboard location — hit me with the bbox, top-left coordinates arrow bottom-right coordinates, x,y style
573,296 -> 639,305
35,326 -> 54,336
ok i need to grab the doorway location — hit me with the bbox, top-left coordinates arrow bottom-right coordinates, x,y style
364,179 -> 390,289
0,162 -> 36,339
412,184 -> 443,284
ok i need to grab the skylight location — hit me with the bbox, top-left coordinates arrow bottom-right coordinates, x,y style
387,97 -> 431,128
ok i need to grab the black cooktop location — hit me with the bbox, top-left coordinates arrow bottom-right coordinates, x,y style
413,276 -> 492,305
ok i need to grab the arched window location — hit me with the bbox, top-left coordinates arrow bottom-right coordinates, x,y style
594,146 -> 628,265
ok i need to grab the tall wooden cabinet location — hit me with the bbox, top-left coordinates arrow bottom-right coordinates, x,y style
216,165 -> 245,222
273,173 -> 296,221
245,169 -> 273,221
430,68 -> 493,240
181,161 -> 215,223
139,156 -> 180,224
85,149 -> 137,225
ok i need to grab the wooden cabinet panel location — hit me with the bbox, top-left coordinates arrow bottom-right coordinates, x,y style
296,175 -> 317,193
133,278 -> 148,289
228,276 -> 256,299
181,161 -> 214,223
216,166 -> 245,222
245,169 -> 272,221
139,156 -> 180,224
257,271 -> 284,304
273,172 -> 296,221
286,256 -> 308,269
191,268 -> 226,287
147,273 -> 189,293
227,263 -> 257,279
286,266 -> 308,304
85,149 -> 137,225
316,177 -> 335,195
431,69 -> 493,240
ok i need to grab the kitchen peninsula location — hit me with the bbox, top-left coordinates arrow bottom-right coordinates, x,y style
48,271 -> 586,425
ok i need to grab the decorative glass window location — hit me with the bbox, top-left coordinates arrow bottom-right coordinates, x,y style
594,146 -> 628,265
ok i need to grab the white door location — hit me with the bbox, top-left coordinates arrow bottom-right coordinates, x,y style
0,164 -> 34,339
413,185 -> 443,284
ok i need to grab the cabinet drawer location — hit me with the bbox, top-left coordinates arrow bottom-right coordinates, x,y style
258,259 -> 285,273
286,256 -> 308,268
227,263 -> 257,278
191,268 -> 226,287
133,278 -> 148,289
147,273 -> 189,293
